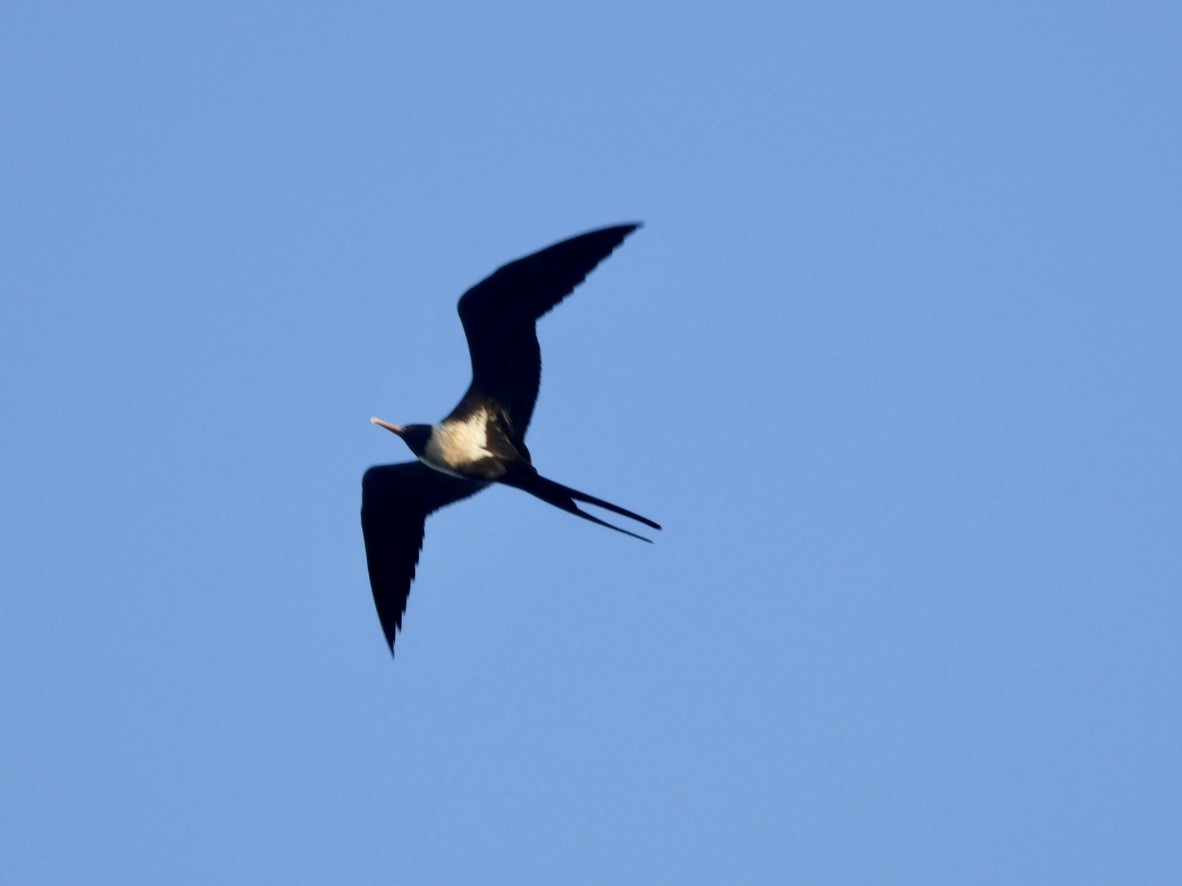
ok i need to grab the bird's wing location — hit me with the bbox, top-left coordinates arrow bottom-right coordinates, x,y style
360,462 -> 485,653
450,223 -> 640,438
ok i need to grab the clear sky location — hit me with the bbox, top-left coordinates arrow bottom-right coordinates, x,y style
3,3 -> 1179,883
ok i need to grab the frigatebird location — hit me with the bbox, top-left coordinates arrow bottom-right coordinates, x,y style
361,223 -> 660,654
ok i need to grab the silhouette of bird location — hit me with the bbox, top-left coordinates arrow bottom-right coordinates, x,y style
361,223 -> 660,654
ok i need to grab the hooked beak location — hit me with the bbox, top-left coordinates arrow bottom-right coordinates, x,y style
370,417 -> 405,436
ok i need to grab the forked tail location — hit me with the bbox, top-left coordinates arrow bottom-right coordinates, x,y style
502,469 -> 661,542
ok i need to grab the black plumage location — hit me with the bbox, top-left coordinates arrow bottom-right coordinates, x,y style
361,224 -> 659,654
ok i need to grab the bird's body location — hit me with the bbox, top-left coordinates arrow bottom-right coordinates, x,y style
424,412 -> 496,475
361,224 -> 659,654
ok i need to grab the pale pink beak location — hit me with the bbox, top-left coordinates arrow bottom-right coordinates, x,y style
370,417 -> 405,436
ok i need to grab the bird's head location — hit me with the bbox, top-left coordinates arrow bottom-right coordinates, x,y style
370,417 -> 432,457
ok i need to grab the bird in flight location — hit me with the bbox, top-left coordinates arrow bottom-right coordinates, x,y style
361,223 -> 660,654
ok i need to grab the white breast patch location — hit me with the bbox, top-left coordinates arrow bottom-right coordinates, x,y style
423,410 -> 493,475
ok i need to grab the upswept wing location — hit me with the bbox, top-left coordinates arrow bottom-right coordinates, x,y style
360,462 -> 484,653
450,223 -> 640,439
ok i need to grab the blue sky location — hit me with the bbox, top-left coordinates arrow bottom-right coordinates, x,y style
3,3 -> 1179,882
